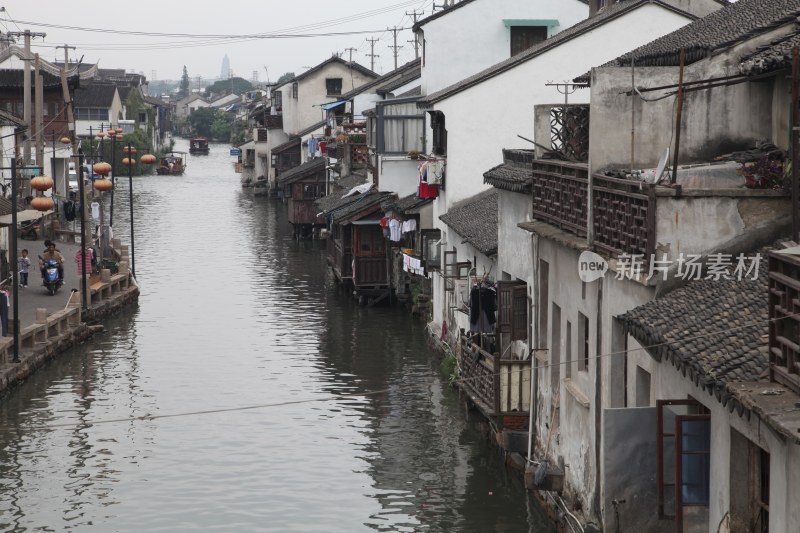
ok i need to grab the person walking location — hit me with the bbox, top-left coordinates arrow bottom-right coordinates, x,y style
18,249 -> 30,287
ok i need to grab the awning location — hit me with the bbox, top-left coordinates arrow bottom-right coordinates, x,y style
0,209 -> 53,225
320,99 -> 349,111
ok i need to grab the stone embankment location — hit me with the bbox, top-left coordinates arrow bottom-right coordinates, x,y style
0,238 -> 139,398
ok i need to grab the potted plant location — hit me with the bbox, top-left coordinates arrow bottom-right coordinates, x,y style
407,149 -> 421,160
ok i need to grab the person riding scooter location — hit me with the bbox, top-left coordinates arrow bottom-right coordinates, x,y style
39,242 -> 64,282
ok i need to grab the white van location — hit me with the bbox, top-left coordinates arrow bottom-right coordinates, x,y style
68,162 -> 78,193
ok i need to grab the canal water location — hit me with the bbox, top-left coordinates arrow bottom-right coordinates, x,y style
0,139 -> 554,532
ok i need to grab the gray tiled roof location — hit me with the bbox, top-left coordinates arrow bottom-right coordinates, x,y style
314,178 -> 371,214
276,157 -> 325,186
439,189 -> 498,256
584,0 -> 800,77
412,0 -> 479,31
396,86 -> 422,98
620,251 -> 771,400
275,56 -> 378,89
296,120 -> 326,137
331,191 -> 396,224
0,69 -> 62,89
340,59 -> 421,100
272,136 -> 301,154
484,163 -> 532,193
382,193 -> 432,214
740,31 -> 800,75
73,83 -> 117,107
419,0 -> 694,107
376,68 -> 422,95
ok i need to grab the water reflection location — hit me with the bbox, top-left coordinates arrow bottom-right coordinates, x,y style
0,138 -> 552,532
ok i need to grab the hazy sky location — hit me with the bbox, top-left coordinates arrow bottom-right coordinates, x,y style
1,0 -> 430,83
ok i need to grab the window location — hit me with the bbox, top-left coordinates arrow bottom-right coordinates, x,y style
497,281 -> 527,342
303,184 -> 324,199
657,400 -> 710,525
273,90 -> 282,110
578,312 -> 589,371
292,82 -> 298,99
139,112 -> 146,123
510,26 -> 547,56
74,108 -> 109,121
421,230 -> 441,270
731,429 -> 770,533
550,303 -> 561,432
326,78 -> 343,96
635,366 -> 651,407
429,111 -> 447,156
538,260 -> 549,349
377,101 -> 425,154
566,321 -> 572,378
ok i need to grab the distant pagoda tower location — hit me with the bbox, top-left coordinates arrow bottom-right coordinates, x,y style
220,54 -> 231,80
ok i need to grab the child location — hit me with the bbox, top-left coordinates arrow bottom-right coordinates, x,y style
18,249 -> 30,288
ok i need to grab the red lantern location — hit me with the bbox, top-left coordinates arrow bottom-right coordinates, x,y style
140,154 -> 156,165
60,136 -> 71,145
116,134 -> 123,140
31,175 -> 54,191
122,157 -> 136,166
94,178 -> 113,191
31,196 -> 54,211
107,128 -> 115,136
123,146 -> 137,155
96,132 -> 105,139
115,128 -> 123,134
93,162 -> 112,176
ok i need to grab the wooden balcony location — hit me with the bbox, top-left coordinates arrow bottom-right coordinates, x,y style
531,159 -> 657,258
768,251 -> 800,394
458,335 -> 530,422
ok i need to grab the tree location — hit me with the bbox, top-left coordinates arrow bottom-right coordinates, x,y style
276,72 -> 295,86
187,107 -> 231,141
179,66 -> 190,98
204,77 -> 253,98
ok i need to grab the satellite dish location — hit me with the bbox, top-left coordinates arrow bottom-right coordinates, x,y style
652,147 -> 670,184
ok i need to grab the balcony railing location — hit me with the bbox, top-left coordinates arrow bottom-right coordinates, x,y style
458,336 -> 530,420
768,251 -> 800,394
264,115 -> 283,130
531,160 -> 656,258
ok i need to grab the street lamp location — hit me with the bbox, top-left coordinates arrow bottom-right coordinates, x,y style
122,144 -> 155,278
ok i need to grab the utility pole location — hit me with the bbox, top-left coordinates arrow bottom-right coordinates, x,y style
387,27 -> 402,70
55,43 -> 75,69
406,10 -> 423,59
366,37 -> 380,72
8,30 -> 46,166
343,47 -> 358,64
34,54 -> 44,171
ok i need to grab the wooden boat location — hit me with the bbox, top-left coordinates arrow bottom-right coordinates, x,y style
189,137 -> 210,154
156,152 -> 187,175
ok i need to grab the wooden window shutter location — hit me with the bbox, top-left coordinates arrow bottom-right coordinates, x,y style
497,282 -> 513,334
511,284 -> 528,341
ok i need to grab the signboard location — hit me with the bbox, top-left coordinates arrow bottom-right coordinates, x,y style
21,166 -> 41,177
230,148 -> 241,156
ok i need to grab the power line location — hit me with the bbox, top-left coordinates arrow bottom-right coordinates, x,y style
387,26 -> 403,70
13,308 -> 797,432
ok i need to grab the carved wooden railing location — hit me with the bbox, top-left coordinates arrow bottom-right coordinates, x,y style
531,160 -> 657,259
550,104 -> 589,162
459,336 -> 530,419
593,174 -> 657,259
768,251 -> 800,394
531,160 -> 589,238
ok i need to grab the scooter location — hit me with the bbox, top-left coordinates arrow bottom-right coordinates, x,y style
41,258 -> 63,295
18,220 -> 38,240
